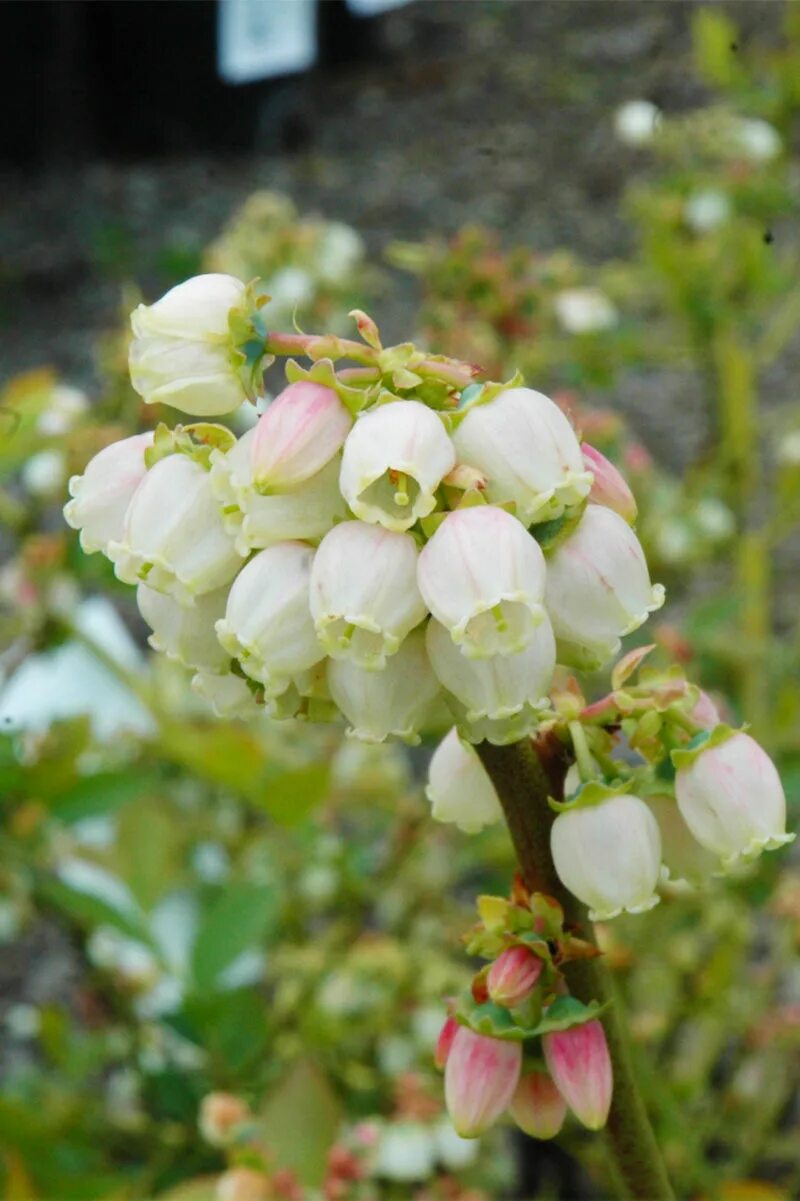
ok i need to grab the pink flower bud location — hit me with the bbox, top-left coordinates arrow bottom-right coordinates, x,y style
543,1020 -> 612,1131
690,689 -> 721,730
434,1014 -> 459,1070
509,1070 -> 567,1140
252,381 -> 352,491
487,945 -> 543,1008
581,443 -> 637,525
198,1091 -> 250,1146
444,1026 -> 522,1138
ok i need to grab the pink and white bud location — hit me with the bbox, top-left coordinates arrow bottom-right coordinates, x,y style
675,732 -> 793,869
199,1092 -> 250,1146
215,543 -> 323,697
453,388 -> 592,525
210,428 -> 345,556
444,1026 -> 522,1139
551,793 -> 662,920
418,506 -> 547,659
509,1070 -> 567,1140
434,1014 -> 460,1070
691,690 -> 721,730
544,505 -> 665,670
339,400 -> 456,532
327,628 -> 440,744
107,454 -> 244,605
64,433 -> 154,556
487,945 -> 543,1009
129,274 -> 247,416
310,521 -> 427,669
425,727 -> 503,834
137,583 -> 230,672
543,1020 -> 612,1131
426,615 -> 554,745
251,381 -> 352,491
581,444 -> 637,525
646,795 -> 717,885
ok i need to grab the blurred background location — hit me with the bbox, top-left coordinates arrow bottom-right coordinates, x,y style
1,3 -> 799,1199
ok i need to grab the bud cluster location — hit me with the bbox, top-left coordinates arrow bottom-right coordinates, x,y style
64,273 -> 665,741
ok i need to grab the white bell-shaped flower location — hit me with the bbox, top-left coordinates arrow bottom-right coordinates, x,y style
453,388 -> 592,525
544,504 -> 665,670
129,274 -> 247,416
674,731 -> 794,869
209,429 -> 345,556
215,543 -> 323,697
64,433 -> 154,555
327,628 -> 440,744
137,583 -> 230,673
339,400 -> 455,532
191,670 -> 261,720
426,616 -> 554,745
251,381 -> 352,491
107,453 -> 244,605
309,521 -> 427,669
418,505 -> 546,659
646,795 -> 717,885
551,792 -> 662,920
426,728 -> 503,833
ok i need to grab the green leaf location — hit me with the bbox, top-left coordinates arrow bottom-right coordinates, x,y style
191,883 -> 279,991
48,771 -> 157,825
257,1059 -> 342,1186
35,874 -> 152,946
257,764 -> 331,826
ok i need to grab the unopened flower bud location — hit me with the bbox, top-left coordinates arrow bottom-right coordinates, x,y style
544,504 -> 664,669
554,288 -> 618,336
614,99 -> 661,146
310,521 -> 427,669
108,454 -> 244,605
453,387 -> 592,525
130,274 -> 247,416
543,1020 -> 612,1131
690,690 -> 721,730
509,1070 -> 567,1140
426,727 -> 502,834
64,433 -> 154,556
137,583 -> 230,672
199,1091 -> 250,1146
216,1167 -> 270,1201
434,1014 -> 460,1070
581,444 -> 637,524
418,506 -> 546,658
426,615 -> 554,745
647,794 -> 717,885
215,542 -> 323,697
551,793 -> 662,920
674,731 -> 793,869
736,117 -> 781,162
251,381 -> 352,491
444,1026 -> 522,1138
327,628 -> 440,744
487,945 -> 543,1009
339,400 -> 456,532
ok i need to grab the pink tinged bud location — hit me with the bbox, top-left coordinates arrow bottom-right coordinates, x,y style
198,1091 -> 250,1147
509,1070 -> 567,1140
544,504 -> 664,671
63,433 -> 154,556
426,727 -> 503,833
581,443 -> 637,525
690,690 -> 721,730
444,1026 -> 522,1138
675,732 -> 794,868
434,1015 -> 459,1070
543,1020 -> 612,1131
252,381 -> 352,491
487,945 -> 543,1008
418,506 -> 547,659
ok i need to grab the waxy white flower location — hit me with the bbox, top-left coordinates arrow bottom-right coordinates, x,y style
191,670 -> 261,720
339,400 -> 456,532
684,189 -> 731,233
251,380 -> 352,491
22,449 -> 66,496
452,388 -> 592,525
108,453 -> 244,605
37,384 -> 89,436
551,793 -> 662,920
418,505 -> 546,658
544,504 -> 665,669
309,521 -> 427,669
674,731 -> 793,868
136,584 -> 230,673
425,728 -> 503,833
64,432 -> 154,555
426,616 -> 554,745
646,794 -> 717,885
327,628 -> 440,744
129,273 -> 246,416
614,99 -> 661,146
210,428 -> 345,555
215,543 -> 323,697
553,288 -> 618,335
736,117 -> 781,162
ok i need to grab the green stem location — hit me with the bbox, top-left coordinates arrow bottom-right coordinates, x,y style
476,738 -> 675,1201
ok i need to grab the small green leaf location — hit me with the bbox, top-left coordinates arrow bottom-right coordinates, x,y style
191,883 -> 279,991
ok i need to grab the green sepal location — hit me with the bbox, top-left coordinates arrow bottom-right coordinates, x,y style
449,369 -> 524,428
549,777 -> 631,814
143,421 -> 236,471
455,993 -> 609,1042
530,995 -> 610,1036
670,723 -> 741,770
229,280 -> 274,399
283,357 -> 370,417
